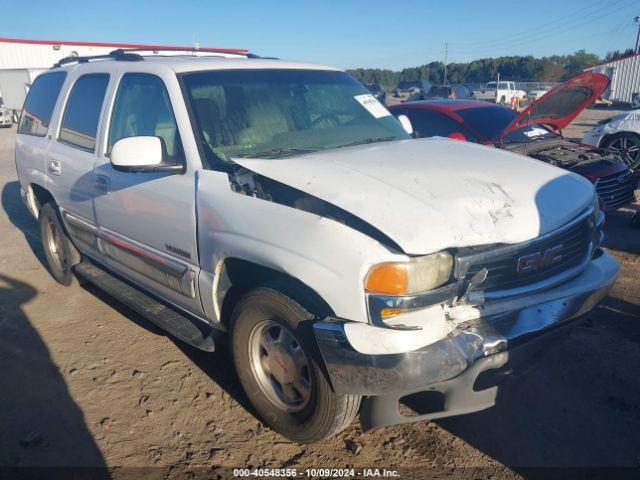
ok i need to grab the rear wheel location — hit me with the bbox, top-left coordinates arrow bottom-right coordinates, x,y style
231,284 -> 360,443
603,133 -> 640,170
39,203 -> 81,286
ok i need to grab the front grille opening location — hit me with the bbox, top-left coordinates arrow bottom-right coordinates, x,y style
595,172 -> 636,210
459,214 -> 593,293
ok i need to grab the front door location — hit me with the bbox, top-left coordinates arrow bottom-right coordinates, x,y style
92,73 -> 203,316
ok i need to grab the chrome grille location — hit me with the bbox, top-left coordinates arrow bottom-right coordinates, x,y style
595,170 -> 636,211
457,212 -> 595,294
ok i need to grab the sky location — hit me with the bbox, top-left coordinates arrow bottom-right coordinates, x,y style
1,0 -> 638,70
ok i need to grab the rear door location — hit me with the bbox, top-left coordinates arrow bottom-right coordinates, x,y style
45,72 -> 110,253
16,71 -> 67,204
92,72 -> 203,316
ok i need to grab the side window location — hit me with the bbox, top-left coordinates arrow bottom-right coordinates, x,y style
406,110 -> 468,139
59,74 -> 110,152
108,73 -> 182,159
18,72 -> 67,136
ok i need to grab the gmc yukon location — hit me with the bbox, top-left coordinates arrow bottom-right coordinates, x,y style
15,49 -> 618,443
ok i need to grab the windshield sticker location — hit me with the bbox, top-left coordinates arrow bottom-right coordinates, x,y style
354,94 -> 391,119
524,127 -> 548,138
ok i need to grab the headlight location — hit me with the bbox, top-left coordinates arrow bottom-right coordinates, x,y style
365,252 -> 453,295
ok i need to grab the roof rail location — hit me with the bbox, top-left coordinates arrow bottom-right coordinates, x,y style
51,47 -> 269,69
51,50 -> 143,68
109,47 -> 250,57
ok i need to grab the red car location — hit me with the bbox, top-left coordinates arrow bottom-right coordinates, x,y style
388,73 -> 636,211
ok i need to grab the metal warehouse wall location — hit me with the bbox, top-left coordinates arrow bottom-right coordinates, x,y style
0,42 -> 114,69
586,54 -> 640,104
0,41 -> 115,109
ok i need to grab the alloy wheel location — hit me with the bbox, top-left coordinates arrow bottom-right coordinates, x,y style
248,319 -> 312,413
607,136 -> 640,168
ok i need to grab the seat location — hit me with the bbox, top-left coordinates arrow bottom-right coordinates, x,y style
235,100 -> 290,146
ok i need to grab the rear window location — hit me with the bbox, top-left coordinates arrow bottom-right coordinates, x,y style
455,106 -> 518,141
59,74 -> 110,152
18,72 -> 67,136
403,109 -> 477,141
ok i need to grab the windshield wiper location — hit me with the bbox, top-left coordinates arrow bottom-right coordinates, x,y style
336,136 -> 398,149
236,147 -> 322,159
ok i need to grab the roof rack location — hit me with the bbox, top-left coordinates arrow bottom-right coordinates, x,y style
110,47 -> 250,56
52,49 -> 143,68
51,47 -> 268,69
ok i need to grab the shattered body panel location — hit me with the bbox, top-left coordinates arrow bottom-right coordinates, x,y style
234,138 -> 594,255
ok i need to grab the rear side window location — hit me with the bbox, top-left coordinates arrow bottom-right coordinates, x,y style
18,72 -> 67,136
59,74 -> 110,152
404,109 -> 477,141
108,73 -> 182,159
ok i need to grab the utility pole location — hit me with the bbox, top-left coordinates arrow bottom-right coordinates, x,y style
635,16 -> 640,54
443,43 -> 448,85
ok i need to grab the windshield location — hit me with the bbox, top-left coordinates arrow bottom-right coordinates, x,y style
455,106 -> 518,140
182,69 -> 408,162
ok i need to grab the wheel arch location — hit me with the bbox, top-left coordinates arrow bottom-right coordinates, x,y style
599,131 -> 640,148
27,182 -> 56,218
215,257 -> 335,329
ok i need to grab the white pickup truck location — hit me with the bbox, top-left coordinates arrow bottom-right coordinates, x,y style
15,49 -> 618,443
473,81 -> 526,104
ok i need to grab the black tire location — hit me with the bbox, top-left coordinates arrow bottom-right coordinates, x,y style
39,203 -> 82,286
603,132 -> 640,170
499,96 -> 506,104
231,283 -> 360,443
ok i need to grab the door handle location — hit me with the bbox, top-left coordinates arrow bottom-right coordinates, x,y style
95,175 -> 110,194
48,160 -> 61,176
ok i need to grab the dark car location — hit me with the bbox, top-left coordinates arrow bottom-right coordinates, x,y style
406,84 -> 472,101
389,72 -> 636,212
364,83 -> 387,104
393,80 -> 431,97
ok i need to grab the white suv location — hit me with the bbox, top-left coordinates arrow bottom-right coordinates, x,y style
15,49 -> 618,442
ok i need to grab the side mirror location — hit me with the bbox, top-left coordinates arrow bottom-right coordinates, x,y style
110,136 -> 183,173
397,114 -> 413,135
447,132 -> 468,141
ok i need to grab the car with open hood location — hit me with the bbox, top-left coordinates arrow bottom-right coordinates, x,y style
15,51 -> 618,442
389,72 -> 637,212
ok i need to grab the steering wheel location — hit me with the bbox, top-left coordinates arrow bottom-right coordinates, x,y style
311,113 -> 341,128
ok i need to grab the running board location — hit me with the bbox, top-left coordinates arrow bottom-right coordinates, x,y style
75,262 -> 216,352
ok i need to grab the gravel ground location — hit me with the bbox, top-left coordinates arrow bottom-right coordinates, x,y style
0,107 -> 639,479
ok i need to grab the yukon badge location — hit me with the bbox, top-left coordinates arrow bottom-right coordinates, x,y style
516,244 -> 563,274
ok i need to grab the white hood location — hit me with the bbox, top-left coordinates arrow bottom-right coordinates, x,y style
234,138 -> 594,255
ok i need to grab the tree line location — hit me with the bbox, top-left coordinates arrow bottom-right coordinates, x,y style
348,49 -> 626,90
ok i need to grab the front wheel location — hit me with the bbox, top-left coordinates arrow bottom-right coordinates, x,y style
603,133 -> 640,170
39,203 -> 81,286
231,285 -> 360,443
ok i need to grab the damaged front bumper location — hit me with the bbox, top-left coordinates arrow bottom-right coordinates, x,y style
313,250 -> 619,431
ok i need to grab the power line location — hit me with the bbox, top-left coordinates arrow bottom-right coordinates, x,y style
450,0 -> 619,48
448,0 -> 636,55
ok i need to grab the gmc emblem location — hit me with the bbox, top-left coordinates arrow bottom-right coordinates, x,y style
516,244 -> 563,273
